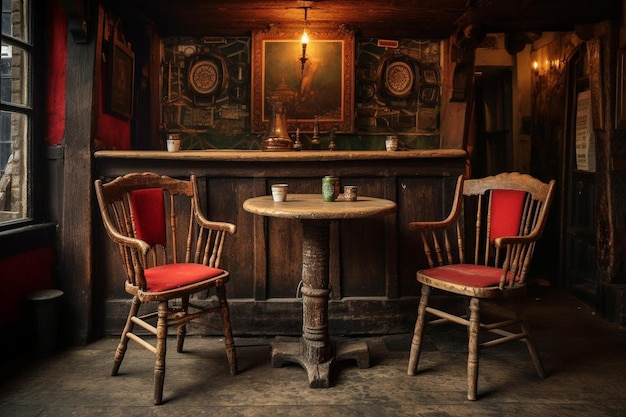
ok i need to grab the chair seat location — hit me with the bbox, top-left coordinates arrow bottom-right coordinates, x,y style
418,264 -> 503,287
417,264 -> 526,298
145,263 -> 226,292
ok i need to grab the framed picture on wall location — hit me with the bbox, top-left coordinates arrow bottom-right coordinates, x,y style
107,38 -> 135,120
251,27 -> 355,133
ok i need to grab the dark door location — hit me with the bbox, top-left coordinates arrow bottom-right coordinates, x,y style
560,44 -> 597,306
471,66 -> 513,178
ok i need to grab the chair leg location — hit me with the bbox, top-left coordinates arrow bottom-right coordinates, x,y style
112,295 -> 141,376
216,285 -> 238,376
154,301 -> 168,405
408,284 -> 431,376
467,297 -> 480,401
514,300 -> 545,378
177,295 -> 190,353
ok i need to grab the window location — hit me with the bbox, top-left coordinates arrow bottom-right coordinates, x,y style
0,0 -> 33,226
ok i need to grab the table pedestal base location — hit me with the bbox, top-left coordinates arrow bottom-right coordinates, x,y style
271,338 -> 370,388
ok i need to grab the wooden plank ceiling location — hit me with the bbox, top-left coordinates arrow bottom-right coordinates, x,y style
106,0 -> 620,39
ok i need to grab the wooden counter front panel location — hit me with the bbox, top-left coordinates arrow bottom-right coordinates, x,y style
95,152 -> 464,336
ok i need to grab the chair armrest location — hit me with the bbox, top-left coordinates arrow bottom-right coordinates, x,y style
408,219 -> 455,231
104,227 -> 152,255
193,211 -> 237,235
494,233 -> 540,247
190,174 -> 236,235
407,175 -> 464,233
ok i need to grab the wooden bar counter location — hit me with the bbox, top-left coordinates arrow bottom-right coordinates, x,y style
94,149 -> 466,336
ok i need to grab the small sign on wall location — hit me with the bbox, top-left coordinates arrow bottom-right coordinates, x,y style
575,90 -> 595,172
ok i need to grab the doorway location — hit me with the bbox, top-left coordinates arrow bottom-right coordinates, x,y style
560,44 -> 597,307
470,66 -> 514,178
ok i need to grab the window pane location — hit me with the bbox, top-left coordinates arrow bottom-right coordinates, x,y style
0,110 -> 28,222
0,0 -> 30,227
1,42 -> 29,106
2,0 -> 29,43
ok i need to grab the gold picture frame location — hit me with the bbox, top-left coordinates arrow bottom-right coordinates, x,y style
251,27 -> 355,133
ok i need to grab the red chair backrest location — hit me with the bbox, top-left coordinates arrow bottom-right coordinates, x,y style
130,188 -> 167,246
489,189 -> 526,242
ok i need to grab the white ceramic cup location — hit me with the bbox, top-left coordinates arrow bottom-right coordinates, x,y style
271,184 -> 288,202
385,135 -> 398,151
167,139 -> 181,152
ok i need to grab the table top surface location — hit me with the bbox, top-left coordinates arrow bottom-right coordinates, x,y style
243,194 -> 397,220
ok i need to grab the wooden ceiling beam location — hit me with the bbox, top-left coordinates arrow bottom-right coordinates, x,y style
103,0 -> 619,39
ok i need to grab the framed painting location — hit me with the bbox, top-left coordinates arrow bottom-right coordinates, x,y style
251,27 -> 355,133
107,38 -> 135,120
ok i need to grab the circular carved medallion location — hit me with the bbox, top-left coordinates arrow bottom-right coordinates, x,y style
189,59 -> 220,96
384,61 -> 414,97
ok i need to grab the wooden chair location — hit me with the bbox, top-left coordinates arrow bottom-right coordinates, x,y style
407,172 -> 555,400
94,172 -> 238,405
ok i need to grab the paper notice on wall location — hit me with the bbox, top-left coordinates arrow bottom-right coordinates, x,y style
575,90 -> 596,172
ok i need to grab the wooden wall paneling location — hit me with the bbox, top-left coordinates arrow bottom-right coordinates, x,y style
339,216 -> 387,296
267,215 -> 304,298
249,178 -> 268,301
205,177 -> 256,298
338,178 -> 387,297
384,175 -> 399,299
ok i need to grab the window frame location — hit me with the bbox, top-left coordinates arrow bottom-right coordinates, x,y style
0,0 -> 46,232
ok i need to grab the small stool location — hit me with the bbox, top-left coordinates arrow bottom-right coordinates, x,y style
26,289 -> 64,357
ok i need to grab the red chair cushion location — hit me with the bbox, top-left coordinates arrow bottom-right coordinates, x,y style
144,263 -> 225,292
130,188 -> 167,246
420,264 -> 504,288
490,189 -> 525,241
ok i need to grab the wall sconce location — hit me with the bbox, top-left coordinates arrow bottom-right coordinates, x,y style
299,6 -> 310,73
300,29 -> 309,72
532,57 -> 566,77
548,57 -> 566,72
532,60 -> 540,76
531,59 -> 549,76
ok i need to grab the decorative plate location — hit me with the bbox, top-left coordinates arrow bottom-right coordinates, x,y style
188,59 -> 221,96
384,60 -> 414,98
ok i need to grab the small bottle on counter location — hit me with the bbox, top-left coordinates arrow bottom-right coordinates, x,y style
293,128 -> 303,151
328,128 -> 336,151
311,115 -> 321,150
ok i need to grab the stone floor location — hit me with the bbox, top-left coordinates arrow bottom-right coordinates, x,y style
1,286 -> 625,417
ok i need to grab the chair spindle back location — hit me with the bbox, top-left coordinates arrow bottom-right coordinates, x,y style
412,172 -> 555,289
95,172 -> 232,291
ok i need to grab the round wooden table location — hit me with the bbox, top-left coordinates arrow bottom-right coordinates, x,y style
243,193 -> 397,387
